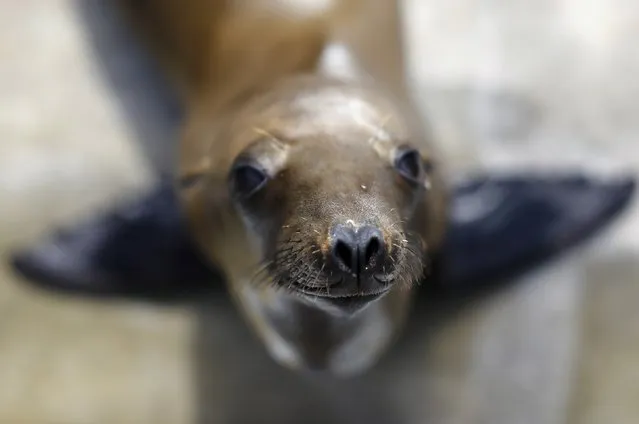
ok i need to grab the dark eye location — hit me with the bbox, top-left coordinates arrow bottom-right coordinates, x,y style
394,147 -> 423,183
230,163 -> 268,199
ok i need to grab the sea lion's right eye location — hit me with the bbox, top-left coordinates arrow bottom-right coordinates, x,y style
230,163 -> 268,199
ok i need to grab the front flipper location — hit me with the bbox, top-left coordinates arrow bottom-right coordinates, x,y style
10,179 -> 223,302
432,173 -> 636,294
8,173 -> 635,301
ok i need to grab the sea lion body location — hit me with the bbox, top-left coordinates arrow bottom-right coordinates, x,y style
117,0 -> 448,376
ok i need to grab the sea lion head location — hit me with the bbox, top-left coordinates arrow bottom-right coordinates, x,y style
182,78 -> 445,316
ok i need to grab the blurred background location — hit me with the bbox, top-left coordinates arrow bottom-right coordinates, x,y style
1,0 -> 638,423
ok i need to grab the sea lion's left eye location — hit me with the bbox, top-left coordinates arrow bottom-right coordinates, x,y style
230,163 -> 268,199
394,147 -> 423,183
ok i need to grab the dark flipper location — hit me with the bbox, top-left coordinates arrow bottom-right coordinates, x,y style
11,180 -> 223,302
9,174 -> 636,302
431,173 -> 636,295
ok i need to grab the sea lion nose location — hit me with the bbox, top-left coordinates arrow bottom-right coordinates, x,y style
330,224 -> 386,277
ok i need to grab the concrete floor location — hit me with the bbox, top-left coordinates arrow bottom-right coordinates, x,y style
1,1 -> 638,423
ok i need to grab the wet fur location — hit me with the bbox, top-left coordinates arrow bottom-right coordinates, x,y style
115,0 -> 449,375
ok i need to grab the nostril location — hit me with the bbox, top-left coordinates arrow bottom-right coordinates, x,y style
364,237 -> 381,265
334,240 -> 354,271
331,225 -> 385,276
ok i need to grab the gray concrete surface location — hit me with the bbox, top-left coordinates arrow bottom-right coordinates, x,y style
1,1 -> 638,423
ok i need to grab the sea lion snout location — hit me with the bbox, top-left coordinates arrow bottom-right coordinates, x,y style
313,223 -> 395,314
328,224 -> 388,291
189,81 -> 443,320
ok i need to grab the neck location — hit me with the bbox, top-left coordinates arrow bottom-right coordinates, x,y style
231,280 -> 411,376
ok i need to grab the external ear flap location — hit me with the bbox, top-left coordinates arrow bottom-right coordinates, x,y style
178,167 -> 209,192
177,166 -> 235,270
177,163 -> 230,224
176,163 -> 211,231
410,154 -> 450,257
176,111 -> 230,217
421,154 -> 435,176
176,158 -> 217,207
416,150 -> 435,191
176,107 -> 239,267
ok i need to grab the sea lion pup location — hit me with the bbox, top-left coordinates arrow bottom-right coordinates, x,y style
116,0 -> 448,375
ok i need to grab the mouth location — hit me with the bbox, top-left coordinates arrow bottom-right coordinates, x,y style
275,267 -> 398,313
292,277 -> 391,299
373,274 -> 395,284
297,287 -> 391,314
321,292 -> 386,309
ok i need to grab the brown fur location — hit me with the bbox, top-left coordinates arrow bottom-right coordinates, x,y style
115,0 -> 449,376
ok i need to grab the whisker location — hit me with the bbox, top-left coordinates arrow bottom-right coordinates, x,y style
312,263 -> 325,290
